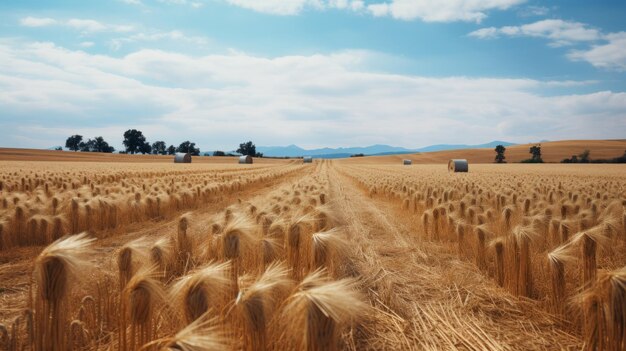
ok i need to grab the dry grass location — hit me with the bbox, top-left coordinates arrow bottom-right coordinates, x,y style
0,157 -> 624,350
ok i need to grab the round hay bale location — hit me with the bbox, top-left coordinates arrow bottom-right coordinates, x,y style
174,153 -> 191,163
448,159 -> 468,172
303,156 -> 313,163
403,159 -> 412,165
239,155 -> 253,164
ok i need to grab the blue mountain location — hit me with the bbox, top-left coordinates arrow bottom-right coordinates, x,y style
256,141 -> 516,158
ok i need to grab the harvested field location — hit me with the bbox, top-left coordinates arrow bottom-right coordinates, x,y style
344,139 -> 626,164
1,154 -> 625,350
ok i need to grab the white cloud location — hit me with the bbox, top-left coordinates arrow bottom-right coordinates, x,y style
350,0 -> 364,11
468,27 -> 499,39
518,5 -> 549,17
221,0 -> 364,15
367,3 -> 389,17
109,30 -> 210,50
80,41 -> 95,48
218,0 -> 524,21
469,19 -> 601,45
66,19 -> 107,32
158,0 -> 204,8
0,40 -> 623,150
365,0 -> 526,22
470,20 -> 626,71
19,16 -> 134,33
568,32 -> 626,71
224,0 -> 323,15
20,17 -> 58,27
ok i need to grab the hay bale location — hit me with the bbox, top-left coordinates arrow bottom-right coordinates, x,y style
239,155 -> 253,164
303,156 -> 313,163
448,159 -> 468,172
174,153 -> 192,163
403,159 -> 412,165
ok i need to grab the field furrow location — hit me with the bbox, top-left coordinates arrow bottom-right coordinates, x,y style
1,158 -> 625,350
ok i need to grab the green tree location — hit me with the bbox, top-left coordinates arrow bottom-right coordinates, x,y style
139,142 -> 152,155
151,141 -> 167,155
65,135 -> 83,151
494,145 -> 506,163
78,137 -> 115,153
579,149 -> 590,163
93,136 -> 115,153
79,139 -> 93,152
529,145 -> 543,162
237,141 -> 255,156
167,145 -> 176,155
237,141 -> 262,157
123,129 -> 147,154
213,150 -> 226,156
176,141 -> 200,156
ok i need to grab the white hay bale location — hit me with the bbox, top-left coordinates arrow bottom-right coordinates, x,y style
448,159 -> 468,172
174,153 -> 191,163
403,159 -> 412,165
239,155 -> 253,164
303,156 -> 313,163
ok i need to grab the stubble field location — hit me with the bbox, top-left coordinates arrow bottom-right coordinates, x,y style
0,155 -> 625,350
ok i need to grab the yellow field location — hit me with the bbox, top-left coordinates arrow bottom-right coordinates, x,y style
0,155 -> 625,350
343,139 -> 626,164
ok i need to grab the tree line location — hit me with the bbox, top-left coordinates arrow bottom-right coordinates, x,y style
495,144 -> 626,163
494,144 -> 543,163
65,130 -> 263,157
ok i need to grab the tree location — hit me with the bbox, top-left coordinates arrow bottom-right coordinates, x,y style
65,135 -> 83,151
237,141 -> 262,157
237,141 -> 256,156
176,141 -> 200,156
139,142 -> 152,155
123,129 -> 147,154
579,149 -> 590,163
151,141 -> 167,155
167,145 -> 176,155
529,145 -> 542,162
54,146 -> 62,151
79,139 -> 94,152
494,145 -> 506,163
213,150 -> 226,156
92,136 -> 115,153
78,137 -> 114,153
561,150 -> 591,164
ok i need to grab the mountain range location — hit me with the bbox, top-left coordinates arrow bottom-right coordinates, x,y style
256,141 -> 516,158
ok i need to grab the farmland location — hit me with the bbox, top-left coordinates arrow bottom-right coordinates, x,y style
0,150 -> 625,350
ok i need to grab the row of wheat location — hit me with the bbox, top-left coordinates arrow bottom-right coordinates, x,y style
339,163 -> 626,350
0,162 -> 368,351
0,162 -> 303,250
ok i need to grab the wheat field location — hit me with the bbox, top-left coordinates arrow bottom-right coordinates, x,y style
0,156 -> 625,350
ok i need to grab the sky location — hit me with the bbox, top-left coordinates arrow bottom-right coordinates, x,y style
0,0 -> 625,151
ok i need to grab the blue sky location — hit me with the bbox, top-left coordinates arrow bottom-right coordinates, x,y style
0,0 -> 625,150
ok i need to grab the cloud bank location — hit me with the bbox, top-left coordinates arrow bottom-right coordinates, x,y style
0,40 -> 624,150
470,19 -> 626,71
217,0 -> 525,22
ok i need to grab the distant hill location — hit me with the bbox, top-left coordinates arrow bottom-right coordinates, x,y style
339,139 -> 626,164
414,141 -> 515,153
256,141 -> 516,158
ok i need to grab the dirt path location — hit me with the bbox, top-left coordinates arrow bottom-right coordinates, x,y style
326,161 -> 582,350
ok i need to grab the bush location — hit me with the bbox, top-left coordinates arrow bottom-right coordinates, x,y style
589,150 -> 626,164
